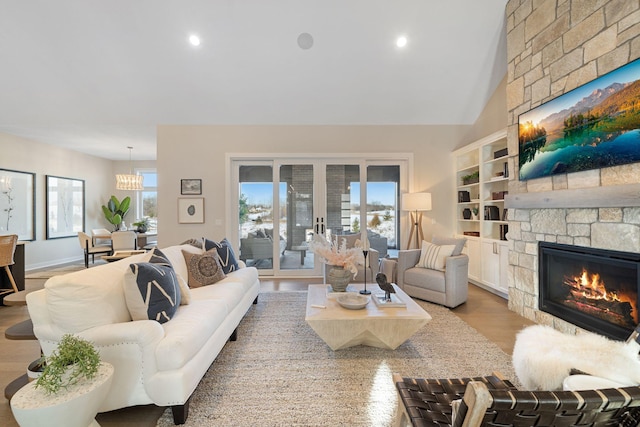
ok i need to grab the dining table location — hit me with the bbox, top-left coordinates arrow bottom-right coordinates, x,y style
92,232 -> 157,250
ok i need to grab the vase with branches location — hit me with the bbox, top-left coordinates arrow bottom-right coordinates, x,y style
308,234 -> 364,277
308,234 -> 366,291
2,184 -> 14,231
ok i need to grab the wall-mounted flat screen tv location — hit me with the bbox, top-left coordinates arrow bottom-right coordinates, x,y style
518,58 -> 640,180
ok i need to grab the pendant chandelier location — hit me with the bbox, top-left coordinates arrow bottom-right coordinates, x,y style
116,146 -> 144,191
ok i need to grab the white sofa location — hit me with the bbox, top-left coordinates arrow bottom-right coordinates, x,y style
26,243 -> 260,424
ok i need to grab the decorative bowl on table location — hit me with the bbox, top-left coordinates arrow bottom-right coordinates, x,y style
336,293 -> 370,310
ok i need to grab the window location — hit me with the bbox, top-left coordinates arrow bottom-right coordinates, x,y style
137,170 -> 157,231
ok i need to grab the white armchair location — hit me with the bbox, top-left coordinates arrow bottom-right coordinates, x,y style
396,237 -> 469,308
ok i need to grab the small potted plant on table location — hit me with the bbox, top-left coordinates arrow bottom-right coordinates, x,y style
10,334 -> 114,427
132,217 -> 150,233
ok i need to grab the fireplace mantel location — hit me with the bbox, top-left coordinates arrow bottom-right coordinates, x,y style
505,183 -> 640,209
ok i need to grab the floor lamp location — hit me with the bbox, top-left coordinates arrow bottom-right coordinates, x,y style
402,192 -> 432,250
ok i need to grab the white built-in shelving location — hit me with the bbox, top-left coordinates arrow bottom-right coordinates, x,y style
452,129 -> 509,297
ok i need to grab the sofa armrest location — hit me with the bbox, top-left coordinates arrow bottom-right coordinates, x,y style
77,320 -> 165,348
367,248 -> 380,277
397,249 -> 421,289
33,317 -> 165,357
444,254 -> 469,308
357,248 -> 380,281
445,254 -> 469,272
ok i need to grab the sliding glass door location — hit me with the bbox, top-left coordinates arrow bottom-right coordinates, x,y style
278,163 -> 315,272
324,163 -> 400,259
235,161 -> 319,276
237,164 -> 275,271
232,157 -> 405,277
364,165 -> 400,258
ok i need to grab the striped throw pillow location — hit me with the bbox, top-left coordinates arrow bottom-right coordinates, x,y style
416,241 -> 456,271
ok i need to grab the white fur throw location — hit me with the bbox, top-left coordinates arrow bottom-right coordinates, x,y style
512,325 -> 640,390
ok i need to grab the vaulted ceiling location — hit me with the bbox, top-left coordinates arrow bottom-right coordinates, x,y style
0,1 -> 508,160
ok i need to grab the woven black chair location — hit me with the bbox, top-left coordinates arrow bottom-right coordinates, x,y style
393,372 -> 640,427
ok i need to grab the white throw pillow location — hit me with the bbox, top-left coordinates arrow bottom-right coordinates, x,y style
45,263 -> 132,333
124,262 -> 181,323
415,241 -> 456,271
176,273 -> 191,305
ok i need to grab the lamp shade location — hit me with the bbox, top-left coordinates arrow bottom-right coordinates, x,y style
116,174 -> 144,191
402,192 -> 432,211
116,146 -> 144,190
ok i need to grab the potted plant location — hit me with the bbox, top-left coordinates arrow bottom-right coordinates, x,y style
462,170 -> 480,185
35,334 -> 101,394
132,217 -> 150,233
10,334 -> 115,427
101,195 -> 130,231
472,207 -> 479,220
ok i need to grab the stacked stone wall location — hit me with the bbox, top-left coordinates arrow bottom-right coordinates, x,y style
505,0 -> 640,331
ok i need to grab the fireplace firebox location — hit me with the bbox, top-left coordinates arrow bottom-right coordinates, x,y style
539,242 -> 640,341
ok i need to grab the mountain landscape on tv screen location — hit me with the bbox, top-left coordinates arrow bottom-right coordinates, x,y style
538,82 -> 629,139
518,68 -> 640,180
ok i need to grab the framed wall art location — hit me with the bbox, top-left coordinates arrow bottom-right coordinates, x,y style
46,175 -> 85,239
180,179 -> 202,195
519,57 -> 640,180
178,197 -> 204,224
0,168 -> 35,241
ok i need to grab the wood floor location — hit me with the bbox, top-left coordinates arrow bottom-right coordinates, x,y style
0,276 -> 533,427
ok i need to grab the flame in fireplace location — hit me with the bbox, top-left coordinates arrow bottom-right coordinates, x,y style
563,268 -> 638,325
567,270 -> 614,300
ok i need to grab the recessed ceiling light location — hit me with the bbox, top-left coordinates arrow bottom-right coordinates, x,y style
297,33 -> 314,50
396,36 -> 408,48
189,34 -> 201,47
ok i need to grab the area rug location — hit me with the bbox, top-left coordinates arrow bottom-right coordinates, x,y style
156,291 -> 517,427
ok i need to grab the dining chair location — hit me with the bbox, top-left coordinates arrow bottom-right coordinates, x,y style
78,232 -> 112,268
0,234 -> 19,294
91,228 -> 112,246
111,231 -> 138,252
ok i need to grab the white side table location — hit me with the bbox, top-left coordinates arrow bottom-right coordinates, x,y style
11,362 -> 114,427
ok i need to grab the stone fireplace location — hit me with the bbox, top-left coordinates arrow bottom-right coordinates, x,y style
505,194 -> 640,337
504,0 -> 640,337
538,241 -> 639,340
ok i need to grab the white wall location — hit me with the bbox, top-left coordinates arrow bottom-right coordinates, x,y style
156,125 -> 472,249
459,75 -> 507,148
0,133 -> 155,269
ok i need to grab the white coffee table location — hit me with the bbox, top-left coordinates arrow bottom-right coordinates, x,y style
305,283 -> 431,350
